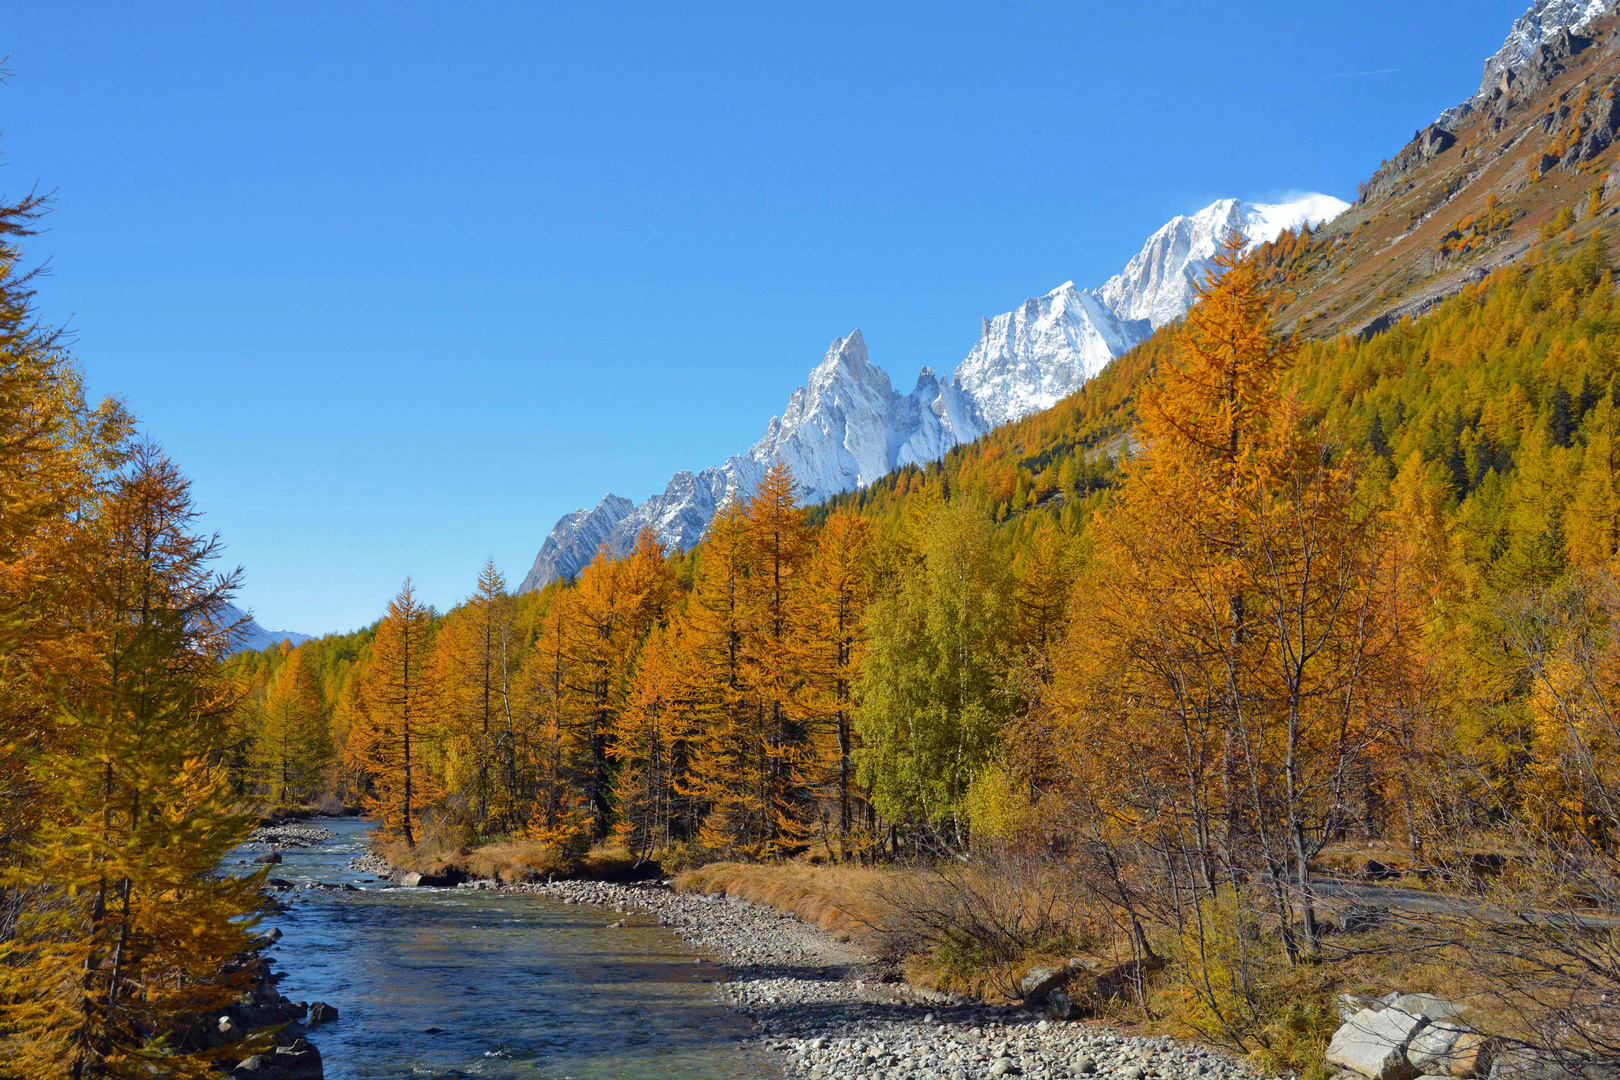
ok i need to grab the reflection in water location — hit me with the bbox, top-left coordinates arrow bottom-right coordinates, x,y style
249,818 -> 771,1079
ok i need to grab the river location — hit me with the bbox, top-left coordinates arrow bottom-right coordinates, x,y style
247,817 -> 773,1079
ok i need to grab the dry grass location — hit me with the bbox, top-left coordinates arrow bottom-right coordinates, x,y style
672,855 -> 1595,1075
674,861 -> 897,942
376,835 -> 465,876
463,838 -> 572,882
375,833 -> 650,883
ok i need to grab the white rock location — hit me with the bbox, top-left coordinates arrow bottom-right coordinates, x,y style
1392,994 -> 1466,1023
1327,1007 -> 1429,1080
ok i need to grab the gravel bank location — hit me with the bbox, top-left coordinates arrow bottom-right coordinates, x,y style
466,876 -> 1270,1080
246,823 -> 336,850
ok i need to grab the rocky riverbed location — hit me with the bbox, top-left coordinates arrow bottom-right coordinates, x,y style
246,824 -> 338,850
420,875 -> 1271,1080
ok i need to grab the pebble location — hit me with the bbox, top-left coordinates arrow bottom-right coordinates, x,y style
361,869 -> 1270,1080
245,824 -> 336,851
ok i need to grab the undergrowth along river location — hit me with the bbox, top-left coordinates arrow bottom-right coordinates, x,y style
246,816 -> 772,1079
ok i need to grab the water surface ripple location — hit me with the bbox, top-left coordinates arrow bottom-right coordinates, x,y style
245,817 -> 771,1079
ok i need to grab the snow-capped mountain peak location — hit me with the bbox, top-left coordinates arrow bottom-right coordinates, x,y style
1098,194 -> 1348,330
518,192 -> 1347,592
954,281 -> 1149,429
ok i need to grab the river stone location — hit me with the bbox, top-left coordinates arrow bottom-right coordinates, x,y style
1408,1022 -> 1474,1074
398,871 -> 455,888
253,852 -> 282,865
1326,1006 -> 1428,1080
232,1056 -> 267,1074
307,1001 -> 338,1026
274,1037 -> 323,1080
1072,1058 -> 1097,1074
990,1059 -> 1022,1077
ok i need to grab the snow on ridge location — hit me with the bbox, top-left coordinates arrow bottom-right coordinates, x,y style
1099,194 -> 1346,331
518,192 -> 1348,592
1439,0 -> 1617,128
1245,194 -> 1352,245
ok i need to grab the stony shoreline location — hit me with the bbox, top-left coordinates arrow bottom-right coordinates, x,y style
419,873 -> 1269,1080
213,824 -> 343,1078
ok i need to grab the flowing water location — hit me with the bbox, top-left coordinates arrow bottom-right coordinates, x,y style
244,817 -> 771,1079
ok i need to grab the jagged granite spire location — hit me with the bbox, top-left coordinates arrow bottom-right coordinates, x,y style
517,193 -> 1347,593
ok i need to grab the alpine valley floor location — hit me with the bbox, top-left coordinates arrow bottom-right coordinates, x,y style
430,875 -> 1273,1080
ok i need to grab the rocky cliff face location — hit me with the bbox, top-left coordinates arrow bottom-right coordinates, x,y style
1438,0 -> 1614,128
518,193 -> 1346,592
955,283 -> 1148,430
517,494 -> 635,592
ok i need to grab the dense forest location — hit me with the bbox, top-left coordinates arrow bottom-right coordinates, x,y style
235,226 -> 1620,859
7,151 -> 1620,1073
214,224 -> 1620,1068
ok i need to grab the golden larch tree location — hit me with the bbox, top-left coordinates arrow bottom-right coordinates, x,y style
349,579 -> 441,846
795,509 -> 875,857
255,642 -> 332,805
0,445 -> 266,1079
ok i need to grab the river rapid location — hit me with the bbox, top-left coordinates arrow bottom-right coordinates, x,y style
246,817 -> 773,1080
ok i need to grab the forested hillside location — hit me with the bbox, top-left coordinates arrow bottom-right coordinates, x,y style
218,221 -> 1620,1069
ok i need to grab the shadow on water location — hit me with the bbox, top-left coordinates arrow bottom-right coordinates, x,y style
240,817 -> 775,1080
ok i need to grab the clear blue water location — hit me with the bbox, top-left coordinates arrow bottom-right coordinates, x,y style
246,817 -> 772,1079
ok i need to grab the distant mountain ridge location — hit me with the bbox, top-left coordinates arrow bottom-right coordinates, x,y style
223,601 -> 310,655
517,193 -> 1347,593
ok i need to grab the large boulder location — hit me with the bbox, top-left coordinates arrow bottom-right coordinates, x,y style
1339,993 -> 1380,1023
274,1038 -> 323,1080
1327,1007 -> 1429,1080
1488,1048 -> 1564,1080
398,870 -> 459,888
1394,995 -> 1467,1023
1408,1023 -> 1483,1077
1446,1034 -> 1496,1079
1019,965 -> 1071,1005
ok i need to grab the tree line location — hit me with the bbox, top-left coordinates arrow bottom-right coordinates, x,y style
244,231 -> 1620,890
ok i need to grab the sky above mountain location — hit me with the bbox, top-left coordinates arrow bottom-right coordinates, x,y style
2,0 -> 1538,634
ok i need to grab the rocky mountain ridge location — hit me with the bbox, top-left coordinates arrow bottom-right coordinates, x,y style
518,194 -> 1345,592
1272,1 -> 1620,342
1439,0 -> 1615,129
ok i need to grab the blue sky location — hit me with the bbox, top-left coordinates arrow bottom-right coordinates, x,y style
4,1 -> 1527,634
